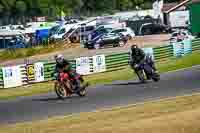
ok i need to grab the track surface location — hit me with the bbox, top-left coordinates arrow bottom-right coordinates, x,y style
0,66 -> 200,124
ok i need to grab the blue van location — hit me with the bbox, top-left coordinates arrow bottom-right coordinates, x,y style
35,29 -> 49,43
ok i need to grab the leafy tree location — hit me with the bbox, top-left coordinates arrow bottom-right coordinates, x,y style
0,4 -> 4,13
15,1 -> 27,24
0,0 -> 16,24
0,0 -> 16,10
0,0 -> 182,24
16,1 -> 27,13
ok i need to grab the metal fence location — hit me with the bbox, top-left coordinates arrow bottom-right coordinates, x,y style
0,38 -> 199,89
153,45 -> 174,61
44,60 -> 76,81
0,69 -> 3,88
192,39 -> 200,51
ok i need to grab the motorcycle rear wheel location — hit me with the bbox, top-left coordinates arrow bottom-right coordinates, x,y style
152,73 -> 160,82
76,81 -> 87,97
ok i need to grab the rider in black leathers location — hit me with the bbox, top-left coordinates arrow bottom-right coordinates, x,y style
130,45 -> 146,68
130,45 -> 157,80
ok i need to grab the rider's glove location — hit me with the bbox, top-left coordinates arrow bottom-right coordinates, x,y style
134,64 -> 139,68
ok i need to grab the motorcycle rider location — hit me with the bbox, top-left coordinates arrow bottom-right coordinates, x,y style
54,54 -> 79,91
130,44 -> 157,80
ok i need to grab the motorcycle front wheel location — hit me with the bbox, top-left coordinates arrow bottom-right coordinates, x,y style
54,82 -> 67,99
136,70 -> 146,83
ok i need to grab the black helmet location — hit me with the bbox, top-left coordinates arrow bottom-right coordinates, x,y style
131,44 -> 138,51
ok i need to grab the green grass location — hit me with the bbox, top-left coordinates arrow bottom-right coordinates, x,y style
158,53 -> 200,72
2,93 -> 200,133
0,51 -> 200,100
0,83 -> 54,100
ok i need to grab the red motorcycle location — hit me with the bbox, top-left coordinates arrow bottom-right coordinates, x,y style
54,70 -> 89,99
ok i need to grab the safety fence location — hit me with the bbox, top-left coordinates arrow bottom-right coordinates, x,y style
192,39 -> 200,51
0,69 -> 3,88
0,38 -> 199,89
44,60 -> 76,81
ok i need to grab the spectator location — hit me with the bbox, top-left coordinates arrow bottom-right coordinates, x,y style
25,34 -> 31,47
177,31 -> 184,42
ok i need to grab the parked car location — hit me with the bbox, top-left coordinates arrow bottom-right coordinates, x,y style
49,25 -> 60,37
87,27 -> 113,41
170,29 -> 195,43
139,23 -> 168,35
110,27 -> 135,40
65,25 -> 96,43
7,36 -> 27,48
85,33 -> 128,49
0,25 -> 12,31
64,19 -> 79,25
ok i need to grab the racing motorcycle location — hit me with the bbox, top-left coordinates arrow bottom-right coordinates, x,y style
131,55 -> 160,83
54,70 -> 89,99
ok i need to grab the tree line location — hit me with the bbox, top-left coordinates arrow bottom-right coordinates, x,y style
0,0 -> 179,25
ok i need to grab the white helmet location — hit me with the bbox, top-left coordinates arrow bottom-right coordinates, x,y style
54,54 -> 64,64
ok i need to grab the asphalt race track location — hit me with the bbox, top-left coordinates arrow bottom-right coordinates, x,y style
0,66 -> 200,124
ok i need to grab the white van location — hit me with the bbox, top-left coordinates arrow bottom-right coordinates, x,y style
0,25 -> 12,31
24,22 -> 57,34
50,19 -> 97,41
50,23 -> 78,40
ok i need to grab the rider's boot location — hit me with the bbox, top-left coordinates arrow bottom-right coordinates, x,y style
146,75 -> 151,80
71,79 -> 80,92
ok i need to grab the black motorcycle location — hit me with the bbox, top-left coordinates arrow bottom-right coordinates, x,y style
131,56 -> 160,83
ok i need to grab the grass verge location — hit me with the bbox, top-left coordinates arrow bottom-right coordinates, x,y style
0,51 -> 200,100
0,41 -> 81,61
0,45 -> 63,61
1,93 -> 200,133
0,41 -> 160,62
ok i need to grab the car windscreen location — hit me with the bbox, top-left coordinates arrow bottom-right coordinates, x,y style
112,29 -> 126,33
58,28 -> 66,34
172,33 -> 178,37
50,26 -> 60,33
